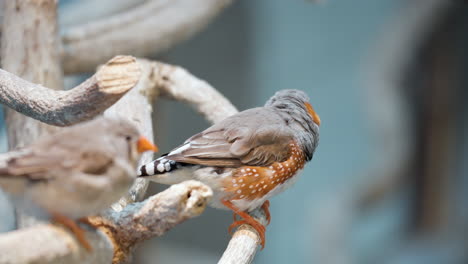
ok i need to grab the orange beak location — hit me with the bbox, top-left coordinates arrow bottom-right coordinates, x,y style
137,136 -> 158,153
305,102 -> 321,126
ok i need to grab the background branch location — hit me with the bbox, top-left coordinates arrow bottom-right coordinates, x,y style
59,0 -> 146,28
62,0 -> 234,74
143,59 -> 239,123
0,56 -> 140,127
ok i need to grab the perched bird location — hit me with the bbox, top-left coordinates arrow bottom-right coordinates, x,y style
0,116 -> 157,251
138,89 -> 320,248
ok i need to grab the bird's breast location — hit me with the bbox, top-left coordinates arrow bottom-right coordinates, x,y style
221,141 -> 306,211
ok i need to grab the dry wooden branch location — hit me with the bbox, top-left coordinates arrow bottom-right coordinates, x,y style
62,0 -> 234,74
59,0 -> 146,28
97,180 -> 212,263
0,55 -> 140,127
218,209 -> 268,264
0,180 -> 212,264
142,59 -> 239,123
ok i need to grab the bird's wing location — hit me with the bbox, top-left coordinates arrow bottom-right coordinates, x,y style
0,146 -> 114,181
166,108 -> 294,167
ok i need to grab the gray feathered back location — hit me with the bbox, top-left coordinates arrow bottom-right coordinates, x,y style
162,89 -> 320,167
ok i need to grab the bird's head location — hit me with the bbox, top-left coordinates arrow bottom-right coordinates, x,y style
103,117 -> 158,164
265,89 -> 320,160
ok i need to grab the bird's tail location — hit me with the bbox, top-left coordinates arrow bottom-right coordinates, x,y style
137,155 -> 181,177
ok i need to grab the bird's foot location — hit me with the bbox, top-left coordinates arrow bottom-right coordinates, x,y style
261,200 -> 271,225
222,200 -> 266,249
51,213 -> 92,252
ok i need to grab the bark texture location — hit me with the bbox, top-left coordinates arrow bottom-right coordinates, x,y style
1,0 -> 63,149
0,55 -> 140,126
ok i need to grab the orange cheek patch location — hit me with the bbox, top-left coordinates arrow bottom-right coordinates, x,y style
223,142 -> 306,201
305,102 -> 321,126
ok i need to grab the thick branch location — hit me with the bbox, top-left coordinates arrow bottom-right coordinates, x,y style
0,181 -> 212,264
62,0 -> 233,74
59,0 -> 146,28
0,55 -> 140,127
93,180 -> 212,263
218,208 -> 268,264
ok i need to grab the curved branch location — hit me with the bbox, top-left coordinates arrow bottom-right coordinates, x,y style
0,56 -> 140,127
59,0 -> 146,28
62,0 -> 234,74
142,59 -> 239,123
0,180 -> 212,264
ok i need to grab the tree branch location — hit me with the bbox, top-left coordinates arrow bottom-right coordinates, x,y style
97,180 -> 212,264
0,180 -> 212,264
0,55 -> 140,127
62,0 -> 234,74
218,208 -> 268,264
59,0 -> 146,28
142,59 -> 239,123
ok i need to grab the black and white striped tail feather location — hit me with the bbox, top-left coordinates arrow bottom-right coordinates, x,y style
138,155 -> 182,176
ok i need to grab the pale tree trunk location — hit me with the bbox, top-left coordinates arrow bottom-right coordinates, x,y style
1,0 -> 63,149
1,0 -> 63,228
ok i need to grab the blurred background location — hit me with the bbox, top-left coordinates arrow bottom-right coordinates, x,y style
1,0 -> 468,263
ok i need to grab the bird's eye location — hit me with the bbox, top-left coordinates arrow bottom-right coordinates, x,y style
125,136 -> 132,141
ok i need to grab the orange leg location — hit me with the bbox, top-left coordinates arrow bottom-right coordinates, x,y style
78,217 -> 92,226
51,213 -> 92,252
222,200 -> 266,249
261,200 -> 271,225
